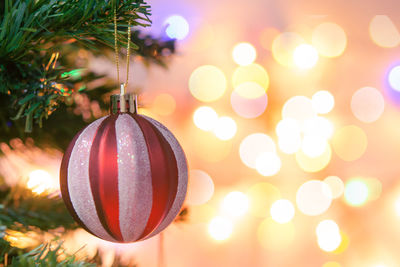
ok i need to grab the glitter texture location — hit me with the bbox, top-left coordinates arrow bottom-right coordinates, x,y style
143,116 -> 188,238
67,116 -> 116,242
116,114 -> 152,242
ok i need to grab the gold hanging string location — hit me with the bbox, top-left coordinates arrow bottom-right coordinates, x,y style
114,8 -> 132,89
114,9 -> 120,85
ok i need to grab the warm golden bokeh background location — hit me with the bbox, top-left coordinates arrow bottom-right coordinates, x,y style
3,1 -> 400,267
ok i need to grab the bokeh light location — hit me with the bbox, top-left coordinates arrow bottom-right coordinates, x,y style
282,96 -> 316,123
332,125 -> 368,161
312,90 -> 335,114
278,135 -> 302,154
344,179 -> 369,206
27,169 -> 57,195
247,183 -> 281,217
234,81 -> 266,99
366,177 -> 382,201
189,65 -> 227,102
191,130 -> 232,163
186,170 -> 215,206
258,218 -> 295,251
152,93 -> 176,116
221,191 -> 249,217
388,65 -> 400,92
316,220 -> 342,252
324,176 -> 344,199
301,134 -> 328,158
208,216 -> 233,241
232,42 -> 257,66
276,118 -> 301,138
270,199 -> 295,224
255,152 -> 282,176
295,144 -> 332,173
239,133 -> 276,169
213,116 -> 237,140
351,87 -> 385,123
232,63 -> 269,94
302,116 -> 334,140
293,44 -> 319,69
230,91 -> 268,118
296,180 -> 332,216
312,22 -> 347,57
369,15 -> 400,48
193,106 -> 219,131
164,15 -> 189,40
272,32 -> 305,67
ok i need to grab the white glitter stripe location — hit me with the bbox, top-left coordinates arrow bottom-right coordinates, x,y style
142,116 -> 188,238
116,114 -> 153,242
67,116 -> 116,242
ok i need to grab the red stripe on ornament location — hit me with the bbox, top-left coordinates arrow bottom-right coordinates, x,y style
133,115 -> 179,240
89,115 -> 123,241
60,129 -> 99,238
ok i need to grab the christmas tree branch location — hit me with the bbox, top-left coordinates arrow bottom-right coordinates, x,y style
0,0 -> 175,135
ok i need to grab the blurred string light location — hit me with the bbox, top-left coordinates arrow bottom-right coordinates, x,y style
388,65 -> 400,92
295,144 -> 332,172
152,93 -> 176,116
332,125 -> 367,161
208,216 -> 233,241
247,182 -> 281,217
258,218 -> 295,251
221,191 -> 249,217
293,44 -> 319,69
164,15 -> 189,40
312,90 -> 335,114
213,116 -> 237,140
344,179 -> 369,206
185,170 -> 214,206
189,65 -> 227,102
369,15 -> 400,48
278,135 -> 302,154
316,220 -> 342,252
312,22 -> 347,57
272,32 -> 305,67
190,204 -> 217,223
255,152 -> 282,176
27,169 -> 57,195
230,90 -> 268,119
232,42 -> 257,66
270,199 -> 295,224
324,176 -> 344,199
239,133 -> 276,169
296,180 -> 332,216
193,106 -> 219,131
351,87 -> 385,123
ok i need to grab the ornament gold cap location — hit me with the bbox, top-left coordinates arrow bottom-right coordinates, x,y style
110,93 -> 138,114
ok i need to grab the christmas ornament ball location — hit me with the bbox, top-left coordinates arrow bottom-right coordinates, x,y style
60,95 -> 188,243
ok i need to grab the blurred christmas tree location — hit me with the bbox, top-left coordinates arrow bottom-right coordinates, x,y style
0,0 -> 178,265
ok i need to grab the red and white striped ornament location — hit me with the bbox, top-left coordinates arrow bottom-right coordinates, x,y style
60,94 -> 188,243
